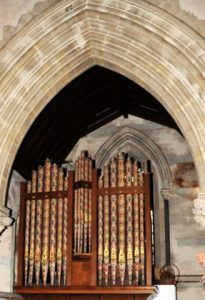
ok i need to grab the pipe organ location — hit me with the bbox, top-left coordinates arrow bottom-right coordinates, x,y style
15,151 -> 155,300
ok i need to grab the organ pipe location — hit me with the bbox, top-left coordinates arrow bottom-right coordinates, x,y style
126,157 -> 134,286
24,182 -> 31,285
97,175 -> 103,285
62,176 -> 68,285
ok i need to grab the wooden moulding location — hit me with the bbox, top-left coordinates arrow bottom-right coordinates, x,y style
96,186 -> 145,196
25,191 -> 68,200
14,286 -> 156,295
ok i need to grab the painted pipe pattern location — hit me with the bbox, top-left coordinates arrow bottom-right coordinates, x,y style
73,151 -> 93,255
23,160 -> 68,286
24,182 -> 31,285
125,157 -> 134,286
62,175 -> 68,285
22,151 -> 149,288
98,176 -> 103,285
97,154 -> 147,286
28,171 -> 37,285
103,166 -> 110,286
35,166 -> 43,285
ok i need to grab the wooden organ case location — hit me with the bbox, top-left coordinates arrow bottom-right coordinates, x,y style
15,151 -> 155,300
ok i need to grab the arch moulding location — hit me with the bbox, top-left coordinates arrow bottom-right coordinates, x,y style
94,126 -> 172,190
0,0 -> 205,231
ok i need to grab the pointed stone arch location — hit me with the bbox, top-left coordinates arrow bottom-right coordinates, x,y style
0,0 -> 205,228
95,126 -> 172,189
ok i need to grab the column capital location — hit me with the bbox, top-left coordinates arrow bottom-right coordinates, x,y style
0,206 -> 14,236
161,185 -> 179,202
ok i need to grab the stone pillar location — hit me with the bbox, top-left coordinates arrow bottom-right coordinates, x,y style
0,208 -> 14,295
0,170 -> 24,296
160,187 -> 176,266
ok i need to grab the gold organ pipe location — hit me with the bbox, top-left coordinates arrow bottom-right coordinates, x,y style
28,171 -> 37,285
97,175 -> 103,285
125,157 -> 134,286
110,158 -> 117,286
42,159 -> 51,285
62,174 -> 68,285
24,181 -> 31,285
35,165 -> 43,285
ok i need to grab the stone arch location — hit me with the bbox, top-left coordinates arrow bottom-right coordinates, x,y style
0,0 -> 205,228
95,126 -> 172,189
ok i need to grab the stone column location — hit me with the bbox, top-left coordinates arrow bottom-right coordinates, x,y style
161,189 -> 172,267
0,170 -> 24,296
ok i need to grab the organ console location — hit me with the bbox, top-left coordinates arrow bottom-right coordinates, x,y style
15,151 -> 156,300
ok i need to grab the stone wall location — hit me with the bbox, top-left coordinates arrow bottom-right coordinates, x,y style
1,0 -> 205,49
146,0 -> 205,38
0,0 -> 59,49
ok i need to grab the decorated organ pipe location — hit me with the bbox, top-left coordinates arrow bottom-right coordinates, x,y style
84,157 -> 89,253
117,153 -> 126,285
49,164 -> 58,285
34,166 -> 43,285
125,157 -> 134,286
97,175 -> 103,285
24,181 -> 31,285
42,159 -> 51,285
62,172 -> 68,285
139,166 -> 145,285
56,167 -> 63,286
88,158 -> 92,253
103,165 -> 110,285
28,170 -> 37,285
133,161 -> 139,285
